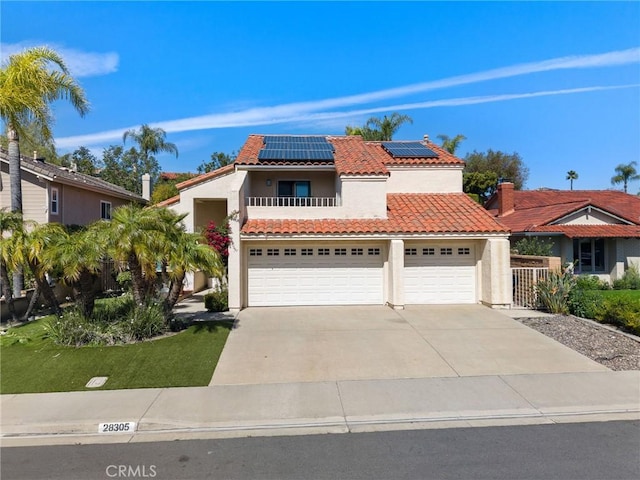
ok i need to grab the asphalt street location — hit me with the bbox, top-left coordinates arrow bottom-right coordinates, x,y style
2,421 -> 639,480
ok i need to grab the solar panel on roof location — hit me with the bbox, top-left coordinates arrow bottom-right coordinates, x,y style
259,135 -> 335,162
382,141 -> 439,158
258,149 -> 335,161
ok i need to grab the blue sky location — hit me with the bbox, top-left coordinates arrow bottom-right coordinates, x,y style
2,1 -> 639,192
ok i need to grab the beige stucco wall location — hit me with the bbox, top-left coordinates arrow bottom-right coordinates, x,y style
247,170 -> 336,198
339,176 -> 388,218
385,167 -> 463,193
480,237 -> 512,308
0,165 -> 47,223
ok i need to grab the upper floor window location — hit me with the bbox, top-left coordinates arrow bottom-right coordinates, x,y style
278,180 -> 311,198
101,201 -> 112,220
50,188 -> 59,215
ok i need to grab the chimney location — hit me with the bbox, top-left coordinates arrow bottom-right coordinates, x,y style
142,173 -> 151,201
423,134 -> 429,142
497,182 -> 515,216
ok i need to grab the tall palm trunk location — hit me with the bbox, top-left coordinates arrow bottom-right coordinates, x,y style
7,126 -> 24,298
129,253 -> 147,305
22,283 -> 40,321
28,260 -> 61,317
74,269 -> 97,318
163,274 -> 185,321
1,259 -> 18,322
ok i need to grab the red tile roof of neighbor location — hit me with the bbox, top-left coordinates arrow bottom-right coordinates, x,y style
491,189 -> 640,238
241,193 -> 508,235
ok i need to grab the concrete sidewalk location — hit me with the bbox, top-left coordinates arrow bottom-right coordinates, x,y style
2,371 -> 639,447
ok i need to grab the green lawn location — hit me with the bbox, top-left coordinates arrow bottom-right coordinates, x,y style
0,318 -> 233,394
598,289 -> 640,302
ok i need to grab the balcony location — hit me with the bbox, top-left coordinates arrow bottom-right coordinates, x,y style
245,196 -> 342,220
246,196 -> 339,207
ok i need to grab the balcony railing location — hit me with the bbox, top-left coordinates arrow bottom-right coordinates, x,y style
246,196 -> 338,207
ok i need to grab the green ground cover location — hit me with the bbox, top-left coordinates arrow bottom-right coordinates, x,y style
0,318 -> 232,394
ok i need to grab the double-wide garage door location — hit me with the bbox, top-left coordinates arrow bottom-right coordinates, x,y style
404,244 -> 477,304
247,244 -> 384,306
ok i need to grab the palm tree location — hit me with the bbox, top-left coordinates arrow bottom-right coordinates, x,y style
345,113 -> 413,141
106,205 -> 222,322
365,113 -> 413,141
3,220 -> 65,319
566,170 -> 579,190
161,224 -> 223,317
611,161 -> 640,193
54,224 -> 109,318
437,134 -> 467,154
0,210 -> 23,321
0,46 -> 89,296
107,204 -> 165,306
123,124 -> 178,167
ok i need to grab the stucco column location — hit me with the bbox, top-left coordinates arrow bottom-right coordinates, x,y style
227,194 -> 242,313
388,239 -> 405,309
480,237 -> 512,308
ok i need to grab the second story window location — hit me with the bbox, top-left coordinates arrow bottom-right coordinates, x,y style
101,201 -> 112,220
50,188 -> 59,215
278,181 -> 311,198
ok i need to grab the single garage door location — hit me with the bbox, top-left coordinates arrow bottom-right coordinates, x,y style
247,244 -> 384,306
404,245 -> 476,304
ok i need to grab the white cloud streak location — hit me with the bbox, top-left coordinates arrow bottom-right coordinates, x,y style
0,42 -> 118,77
55,47 -> 640,148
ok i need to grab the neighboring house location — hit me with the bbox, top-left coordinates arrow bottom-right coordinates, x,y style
0,147 -> 146,225
486,182 -> 640,282
164,134 -> 512,312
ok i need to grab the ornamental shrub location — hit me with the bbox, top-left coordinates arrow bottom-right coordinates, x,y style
535,269 -> 576,314
204,287 -> 229,312
612,264 -> 640,290
204,220 -> 231,267
575,275 -> 610,291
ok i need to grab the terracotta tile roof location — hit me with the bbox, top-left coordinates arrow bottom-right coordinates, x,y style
175,164 -> 235,189
154,195 -> 180,207
374,140 -> 466,166
329,136 -> 388,176
234,134 -> 464,175
241,193 -> 508,235
534,224 -> 640,238
491,190 -> 640,235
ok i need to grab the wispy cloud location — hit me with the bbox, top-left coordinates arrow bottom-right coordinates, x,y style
55,47 -> 640,148
0,41 -> 118,77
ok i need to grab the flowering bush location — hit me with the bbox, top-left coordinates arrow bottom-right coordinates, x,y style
204,220 -> 231,267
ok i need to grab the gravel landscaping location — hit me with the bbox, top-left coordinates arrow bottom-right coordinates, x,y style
517,315 -> 640,371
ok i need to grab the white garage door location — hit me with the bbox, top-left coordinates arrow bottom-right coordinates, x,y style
404,245 -> 476,304
247,244 -> 384,306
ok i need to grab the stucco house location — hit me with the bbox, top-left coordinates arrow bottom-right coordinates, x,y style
162,134 -> 512,312
0,147 -> 146,225
486,182 -> 640,282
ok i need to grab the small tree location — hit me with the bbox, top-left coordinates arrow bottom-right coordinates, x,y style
513,237 -> 554,256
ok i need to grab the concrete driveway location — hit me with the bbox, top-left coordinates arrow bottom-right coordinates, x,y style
210,305 -> 608,385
